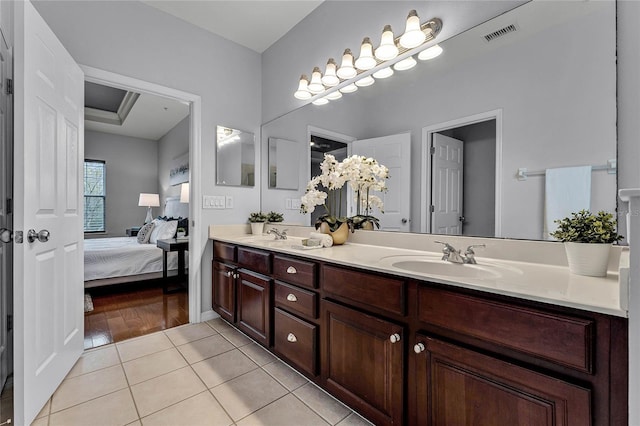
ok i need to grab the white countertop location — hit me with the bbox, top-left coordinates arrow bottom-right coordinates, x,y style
209,225 -> 629,318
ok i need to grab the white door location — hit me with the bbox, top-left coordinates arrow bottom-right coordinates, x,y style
431,133 -> 464,234
352,133 -> 411,232
13,2 -> 85,425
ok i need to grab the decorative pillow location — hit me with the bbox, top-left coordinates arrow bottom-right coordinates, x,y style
148,218 -> 166,244
136,222 -> 155,244
159,216 -> 189,236
150,220 -> 178,243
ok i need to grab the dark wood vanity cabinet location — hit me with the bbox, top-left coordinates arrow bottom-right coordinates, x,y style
211,261 -> 236,323
236,269 -> 271,346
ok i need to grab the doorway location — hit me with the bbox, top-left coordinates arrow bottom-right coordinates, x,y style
421,110 -> 503,236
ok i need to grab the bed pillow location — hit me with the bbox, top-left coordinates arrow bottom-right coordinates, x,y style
136,222 -> 155,244
150,220 -> 178,244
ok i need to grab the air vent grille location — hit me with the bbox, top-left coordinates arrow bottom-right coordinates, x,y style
484,24 -> 517,42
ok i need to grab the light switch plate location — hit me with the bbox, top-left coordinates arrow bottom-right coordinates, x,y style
225,196 -> 234,209
291,199 -> 302,210
203,195 -> 226,209
285,199 -> 292,209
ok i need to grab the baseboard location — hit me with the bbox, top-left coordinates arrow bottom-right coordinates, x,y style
199,309 -> 220,322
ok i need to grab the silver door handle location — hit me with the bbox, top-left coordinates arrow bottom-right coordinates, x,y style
0,228 -> 12,243
27,229 -> 50,243
401,218 -> 409,224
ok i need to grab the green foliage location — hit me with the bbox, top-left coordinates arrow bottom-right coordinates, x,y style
177,227 -> 186,233
266,211 -> 284,223
550,210 -> 622,243
248,211 -> 268,223
350,215 -> 380,230
314,214 -> 351,232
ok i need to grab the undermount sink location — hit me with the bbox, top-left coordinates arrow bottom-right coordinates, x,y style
379,255 -> 522,280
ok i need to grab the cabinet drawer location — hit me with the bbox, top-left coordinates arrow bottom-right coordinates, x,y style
238,247 -> 271,275
213,241 -> 236,262
273,255 -> 317,289
323,265 -> 405,316
274,308 -> 317,376
418,286 -> 594,373
275,281 -> 317,319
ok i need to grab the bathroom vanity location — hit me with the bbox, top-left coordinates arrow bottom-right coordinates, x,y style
210,226 -> 628,425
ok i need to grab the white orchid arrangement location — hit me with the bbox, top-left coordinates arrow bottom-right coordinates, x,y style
301,154 -> 389,231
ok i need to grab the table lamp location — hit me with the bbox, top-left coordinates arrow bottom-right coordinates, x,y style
138,193 -> 160,224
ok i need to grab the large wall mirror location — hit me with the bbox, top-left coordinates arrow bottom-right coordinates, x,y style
260,1 -> 617,241
217,125 -> 255,186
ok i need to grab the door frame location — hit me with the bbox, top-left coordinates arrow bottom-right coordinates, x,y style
420,109 -> 503,236
82,65 -> 203,323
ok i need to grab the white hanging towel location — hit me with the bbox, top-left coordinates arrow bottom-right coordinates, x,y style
543,166 -> 592,239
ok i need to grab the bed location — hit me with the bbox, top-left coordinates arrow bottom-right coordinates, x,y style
84,196 -> 188,288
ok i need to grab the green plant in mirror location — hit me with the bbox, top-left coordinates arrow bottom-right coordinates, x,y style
248,211 -> 268,223
550,210 -> 622,243
266,211 -> 284,223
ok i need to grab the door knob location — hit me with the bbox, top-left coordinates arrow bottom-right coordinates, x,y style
401,218 -> 409,224
459,216 -> 465,222
27,229 -> 50,243
0,228 -> 12,243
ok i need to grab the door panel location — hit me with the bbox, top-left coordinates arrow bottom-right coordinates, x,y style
13,2 -> 84,424
432,133 -> 464,234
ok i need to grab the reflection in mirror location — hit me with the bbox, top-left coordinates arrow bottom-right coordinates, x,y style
216,125 -> 255,186
268,137 -> 299,190
260,1 -> 616,241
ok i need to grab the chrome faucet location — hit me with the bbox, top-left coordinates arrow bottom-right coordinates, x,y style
434,241 -> 485,264
267,228 -> 288,240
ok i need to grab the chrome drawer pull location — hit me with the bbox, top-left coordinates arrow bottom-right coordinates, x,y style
286,293 -> 298,302
286,266 -> 297,274
287,333 -> 297,343
389,333 -> 401,343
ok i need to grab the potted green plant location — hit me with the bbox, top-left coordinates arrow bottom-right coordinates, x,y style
550,210 -> 622,277
266,211 -> 284,223
248,211 -> 268,235
176,227 -> 186,239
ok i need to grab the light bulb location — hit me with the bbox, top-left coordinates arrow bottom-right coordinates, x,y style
355,37 -> 377,71
418,44 -> 443,61
337,48 -> 357,80
373,67 -> 394,79
399,10 -> 426,49
294,75 -> 312,100
339,83 -> 358,94
322,58 -> 340,87
308,67 -> 325,94
375,25 -> 399,61
312,97 -> 329,106
325,90 -> 342,100
355,75 -> 375,87
393,56 -> 417,71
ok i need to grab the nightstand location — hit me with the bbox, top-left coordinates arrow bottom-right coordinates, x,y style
156,238 -> 189,292
126,227 -> 140,236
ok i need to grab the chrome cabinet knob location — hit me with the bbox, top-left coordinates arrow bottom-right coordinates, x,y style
389,333 -> 401,343
27,229 -> 50,243
414,343 -> 425,354
287,333 -> 297,343
225,271 -> 232,277
286,293 -> 298,302
0,228 -> 12,243
286,266 -> 297,274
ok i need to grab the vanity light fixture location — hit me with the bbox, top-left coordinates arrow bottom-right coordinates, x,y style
293,10 -> 442,104
418,44 -> 443,60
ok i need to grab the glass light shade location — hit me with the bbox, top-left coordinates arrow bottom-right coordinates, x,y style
325,90 -> 343,100
312,97 -> 330,105
373,67 -> 394,79
355,37 -> 377,71
294,75 -> 312,100
322,58 -> 340,87
337,49 -> 357,79
418,44 -> 443,61
399,10 -> 426,49
375,25 -> 399,61
393,56 -> 417,71
308,67 -> 325,94
355,75 -> 375,87
339,83 -> 358,94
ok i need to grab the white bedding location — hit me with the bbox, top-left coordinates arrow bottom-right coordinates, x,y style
84,237 -> 179,282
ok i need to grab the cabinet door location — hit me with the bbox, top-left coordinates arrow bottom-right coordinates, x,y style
237,270 -> 272,347
212,261 -> 236,323
414,335 -> 591,425
322,300 -> 404,426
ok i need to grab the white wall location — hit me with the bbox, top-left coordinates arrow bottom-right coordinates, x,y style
158,116 -> 189,208
84,130 -> 159,237
33,0 -> 262,316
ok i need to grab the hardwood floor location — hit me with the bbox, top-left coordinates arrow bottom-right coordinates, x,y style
84,280 -> 189,350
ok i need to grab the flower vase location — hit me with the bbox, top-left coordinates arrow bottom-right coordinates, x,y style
319,222 -> 349,245
250,222 -> 265,235
361,220 -> 375,231
564,242 -> 611,277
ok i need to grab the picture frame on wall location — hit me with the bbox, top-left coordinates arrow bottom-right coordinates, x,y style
170,152 -> 189,186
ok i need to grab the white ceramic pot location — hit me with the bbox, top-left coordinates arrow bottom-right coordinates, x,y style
564,242 -> 612,277
250,222 -> 265,235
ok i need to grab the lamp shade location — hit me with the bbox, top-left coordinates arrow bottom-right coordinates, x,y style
138,193 -> 160,207
308,67 -> 325,94
322,59 -> 340,87
418,44 -> 443,60
375,25 -> 399,61
399,10 -> 426,49
294,75 -> 312,100
355,37 -> 377,70
180,183 -> 190,203
393,56 -> 417,71
337,49 -> 357,80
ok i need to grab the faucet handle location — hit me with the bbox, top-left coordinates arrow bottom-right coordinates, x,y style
464,244 -> 485,255
434,241 -> 456,252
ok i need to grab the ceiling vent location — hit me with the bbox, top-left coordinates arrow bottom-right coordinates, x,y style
483,24 -> 517,42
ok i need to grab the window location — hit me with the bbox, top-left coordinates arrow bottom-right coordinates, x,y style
84,160 -> 106,232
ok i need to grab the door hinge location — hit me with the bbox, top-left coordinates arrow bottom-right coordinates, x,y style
430,146 -> 435,155
5,198 -> 11,215
6,314 -> 12,332
430,205 -> 435,213
5,78 -> 12,95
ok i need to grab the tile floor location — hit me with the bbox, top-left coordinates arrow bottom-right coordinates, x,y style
32,318 -> 373,426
